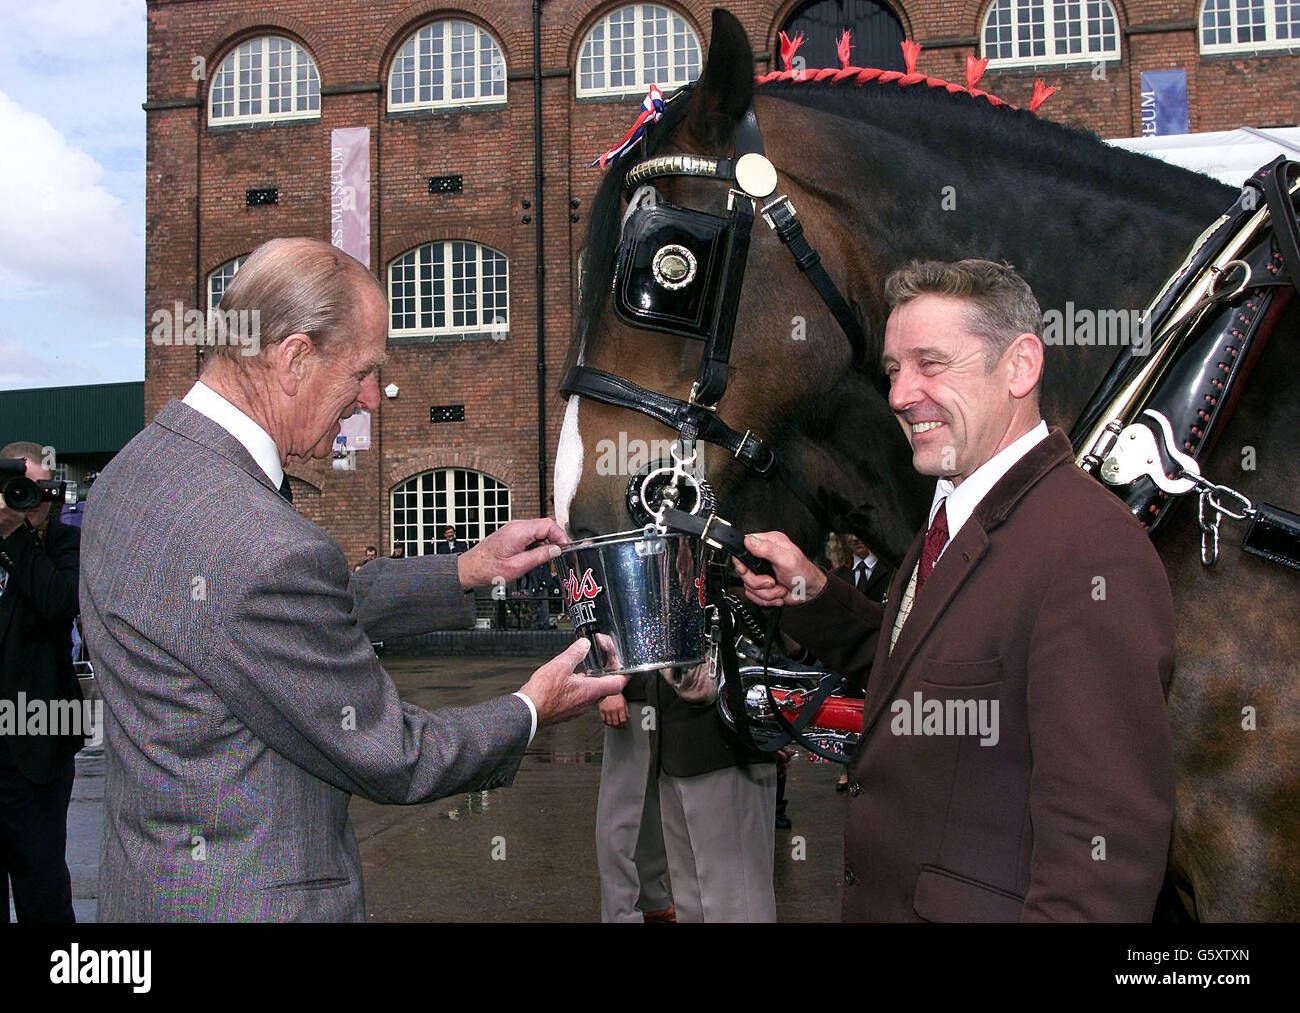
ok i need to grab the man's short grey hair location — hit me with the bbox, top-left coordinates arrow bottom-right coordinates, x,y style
883,259 -> 1044,370
209,237 -> 382,363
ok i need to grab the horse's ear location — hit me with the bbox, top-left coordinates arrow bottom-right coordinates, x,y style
688,9 -> 755,149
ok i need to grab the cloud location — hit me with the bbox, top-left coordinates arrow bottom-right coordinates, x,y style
0,90 -> 139,314
0,338 -> 100,389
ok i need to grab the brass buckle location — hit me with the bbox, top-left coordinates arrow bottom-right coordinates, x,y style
688,381 -> 719,411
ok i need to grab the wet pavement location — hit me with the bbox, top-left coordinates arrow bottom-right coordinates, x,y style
56,654 -> 848,922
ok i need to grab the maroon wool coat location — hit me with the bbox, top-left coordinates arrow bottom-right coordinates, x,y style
782,429 -> 1176,922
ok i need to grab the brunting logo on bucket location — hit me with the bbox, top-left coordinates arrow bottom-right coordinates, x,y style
562,567 -> 603,627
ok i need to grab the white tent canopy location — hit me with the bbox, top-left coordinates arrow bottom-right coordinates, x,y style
1107,126 -> 1300,187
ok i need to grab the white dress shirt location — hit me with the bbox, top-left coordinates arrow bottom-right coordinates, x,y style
852,551 -> 880,586
182,381 -> 284,488
927,420 -> 1049,560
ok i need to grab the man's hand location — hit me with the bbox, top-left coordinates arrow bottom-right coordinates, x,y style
599,693 -> 628,728
0,505 -> 25,539
458,517 -> 567,590
733,531 -> 827,608
518,639 -> 627,726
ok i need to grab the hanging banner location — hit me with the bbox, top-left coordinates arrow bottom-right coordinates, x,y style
330,127 -> 371,266
1139,70 -> 1189,137
338,410 -> 371,450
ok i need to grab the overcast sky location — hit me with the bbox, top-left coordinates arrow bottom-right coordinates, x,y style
0,0 -> 145,390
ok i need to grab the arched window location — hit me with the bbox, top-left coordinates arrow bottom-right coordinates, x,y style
778,0 -> 906,71
208,255 -> 248,310
388,241 -> 509,342
577,4 -> 701,97
388,20 -> 507,111
391,468 -> 511,555
981,0 -> 1121,66
209,36 -> 321,125
1201,0 -> 1300,53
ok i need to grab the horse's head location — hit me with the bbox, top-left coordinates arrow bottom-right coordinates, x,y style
557,9 -> 927,564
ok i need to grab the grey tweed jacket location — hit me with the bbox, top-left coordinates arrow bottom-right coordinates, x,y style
79,400 -> 531,922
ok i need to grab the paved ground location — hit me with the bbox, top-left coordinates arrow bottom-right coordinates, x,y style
55,654 -> 848,922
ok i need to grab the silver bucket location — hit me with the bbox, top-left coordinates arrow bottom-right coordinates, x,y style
553,526 -> 708,675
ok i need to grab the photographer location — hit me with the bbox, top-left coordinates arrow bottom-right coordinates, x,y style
0,441 -> 84,922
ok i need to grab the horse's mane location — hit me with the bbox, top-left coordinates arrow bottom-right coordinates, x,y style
575,69 -> 1230,350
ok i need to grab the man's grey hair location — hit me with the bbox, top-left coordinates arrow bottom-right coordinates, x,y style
208,237 -> 382,363
883,259 -> 1044,370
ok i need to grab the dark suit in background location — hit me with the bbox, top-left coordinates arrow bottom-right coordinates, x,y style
828,556 -> 891,606
0,510 -> 85,921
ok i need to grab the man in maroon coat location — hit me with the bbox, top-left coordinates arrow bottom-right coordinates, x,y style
735,259 -> 1175,922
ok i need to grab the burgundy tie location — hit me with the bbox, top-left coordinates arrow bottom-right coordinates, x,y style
916,500 -> 949,594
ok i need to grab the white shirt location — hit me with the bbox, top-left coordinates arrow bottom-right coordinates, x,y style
852,551 -> 879,583
180,381 -> 539,743
927,420 -> 1049,559
182,381 -> 284,489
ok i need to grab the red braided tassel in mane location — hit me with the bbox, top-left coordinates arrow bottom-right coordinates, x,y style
779,31 -> 805,72
754,43 -> 1062,115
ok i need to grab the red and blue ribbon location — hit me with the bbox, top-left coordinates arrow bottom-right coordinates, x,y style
590,84 -> 664,169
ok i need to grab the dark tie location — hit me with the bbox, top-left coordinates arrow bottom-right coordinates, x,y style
854,560 -> 868,590
278,476 -> 294,504
915,500 -> 948,594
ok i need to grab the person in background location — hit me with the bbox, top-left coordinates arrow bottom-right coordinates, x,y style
354,545 -> 377,572
438,526 -> 468,555
826,532 -> 892,792
0,441 -> 85,922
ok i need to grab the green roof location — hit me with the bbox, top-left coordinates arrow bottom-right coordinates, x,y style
0,382 -> 144,455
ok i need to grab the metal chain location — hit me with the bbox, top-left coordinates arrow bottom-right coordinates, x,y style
1190,474 -> 1257,565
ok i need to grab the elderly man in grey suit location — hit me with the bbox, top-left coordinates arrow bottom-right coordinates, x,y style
80,237 -> 623,921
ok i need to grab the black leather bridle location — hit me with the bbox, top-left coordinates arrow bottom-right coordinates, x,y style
560,91 -> 871,534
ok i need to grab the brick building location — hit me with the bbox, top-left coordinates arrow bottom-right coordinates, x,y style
144,0 -> 1296,558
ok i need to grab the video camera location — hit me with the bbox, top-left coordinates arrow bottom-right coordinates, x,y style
0,457 -> 77,511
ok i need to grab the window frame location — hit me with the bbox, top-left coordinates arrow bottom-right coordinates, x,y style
207,255 -> 248,312
387,241 -> 510,343
208,35 -> 322,127
390,468 -> 512,555
576,3 -> 702,98
979,0 -> 1122,68
1200,0 -> 1300,54
387,19 -> 508,113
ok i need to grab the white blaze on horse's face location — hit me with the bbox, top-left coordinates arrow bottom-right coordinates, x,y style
554,391 -> 584,536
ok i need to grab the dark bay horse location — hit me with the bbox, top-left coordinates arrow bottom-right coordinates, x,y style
556,10 -> 1299,920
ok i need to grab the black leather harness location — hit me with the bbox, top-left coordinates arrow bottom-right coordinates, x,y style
1074,156 -> 1300,571
560,95 -> 868,534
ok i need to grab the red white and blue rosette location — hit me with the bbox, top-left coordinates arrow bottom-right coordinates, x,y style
590,83 -> 665,169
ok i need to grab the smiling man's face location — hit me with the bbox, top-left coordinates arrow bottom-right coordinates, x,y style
882,294 -> 1028,486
